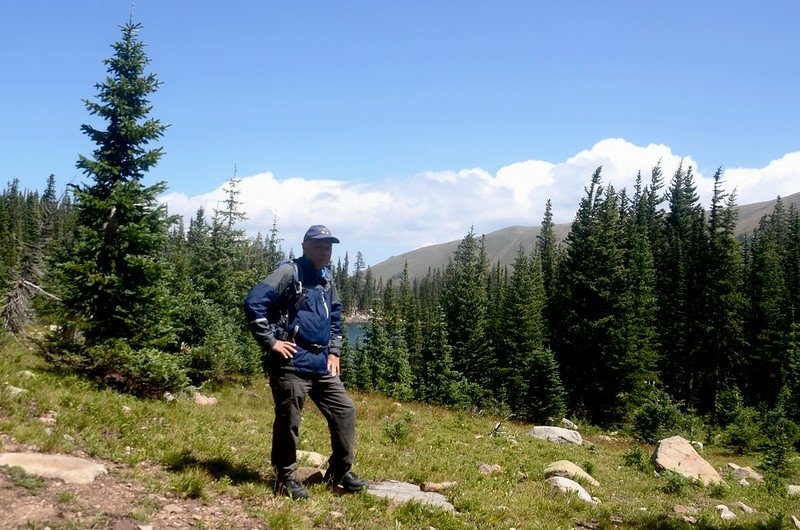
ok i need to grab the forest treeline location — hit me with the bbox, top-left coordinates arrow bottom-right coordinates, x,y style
1,22 -> 799,444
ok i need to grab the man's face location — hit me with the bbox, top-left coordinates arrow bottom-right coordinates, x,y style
302,239 -> 333,270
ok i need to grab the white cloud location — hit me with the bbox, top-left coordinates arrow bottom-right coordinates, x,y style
161,139 -> 800,266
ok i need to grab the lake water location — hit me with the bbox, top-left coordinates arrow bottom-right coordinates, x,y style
347,322 -> 367,346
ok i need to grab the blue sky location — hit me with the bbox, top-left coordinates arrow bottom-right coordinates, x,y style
3,1 -> 799,266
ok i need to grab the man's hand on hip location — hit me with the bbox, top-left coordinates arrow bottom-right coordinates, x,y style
272,340 -> 297,359
327,354 -> 340,376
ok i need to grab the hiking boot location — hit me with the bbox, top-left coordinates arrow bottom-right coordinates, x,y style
274,477 -> 310,499
324,469 -> 368,493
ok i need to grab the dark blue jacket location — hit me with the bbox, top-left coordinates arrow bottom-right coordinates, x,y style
244,256 -> 343,375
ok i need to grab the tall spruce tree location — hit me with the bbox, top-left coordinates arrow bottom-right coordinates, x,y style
656,165 -> 706,405
441,228 -> 492,389
537,199 -> 559,344
744,204 -> 791,406
552,169 -> 631,424
60,21 -> 173,349
697,171 -> 745,413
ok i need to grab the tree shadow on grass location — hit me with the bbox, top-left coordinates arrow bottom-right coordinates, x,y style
163,449 -> 266,485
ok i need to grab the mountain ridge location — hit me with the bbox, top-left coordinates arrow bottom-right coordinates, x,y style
369,191 -> 800,282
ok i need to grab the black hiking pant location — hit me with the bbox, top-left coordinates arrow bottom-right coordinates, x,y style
269,370 -> 356,480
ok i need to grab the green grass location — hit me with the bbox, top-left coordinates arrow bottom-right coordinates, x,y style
1,336 -> 799,529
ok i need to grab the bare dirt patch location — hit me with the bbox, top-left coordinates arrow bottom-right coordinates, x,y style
0,437 -> 269,529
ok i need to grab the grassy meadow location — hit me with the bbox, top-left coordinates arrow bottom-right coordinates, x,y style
1,336 -> 798,529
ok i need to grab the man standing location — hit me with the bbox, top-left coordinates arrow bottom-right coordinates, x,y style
244,225 -> 367,499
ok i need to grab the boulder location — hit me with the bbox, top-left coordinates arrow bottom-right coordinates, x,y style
528,426 -> 583,445
651,436 -> 722,485
544,476 -> 596,504
543,460 -> 600,487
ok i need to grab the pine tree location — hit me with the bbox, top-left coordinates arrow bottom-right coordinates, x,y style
537,199 -> 559,344
441,228 -> 492,388
59,20 -> 173,349
744,204 -> 791,406
697,170 -> 745,413
656,165 -> 706,406
552,169 -> 631,424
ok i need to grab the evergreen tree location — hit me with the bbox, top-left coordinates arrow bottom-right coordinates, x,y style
59,20 -> 173,350
537,199 -> 559,344
698,171 -> 745,413
441,228 -> 492,388
420,306 -> 466,406
656,164 -> 706,406
744,204 -> 791,406
552,169 -> 631,424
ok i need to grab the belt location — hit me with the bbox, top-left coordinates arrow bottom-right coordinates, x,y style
294,336 -> 327,354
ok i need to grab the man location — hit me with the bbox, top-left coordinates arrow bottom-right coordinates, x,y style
244,225 -> 367,499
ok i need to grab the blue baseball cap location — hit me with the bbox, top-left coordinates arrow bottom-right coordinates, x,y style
303,225 -> 340,243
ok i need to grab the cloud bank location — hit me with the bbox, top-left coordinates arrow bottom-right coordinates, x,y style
160,138 -> 799,266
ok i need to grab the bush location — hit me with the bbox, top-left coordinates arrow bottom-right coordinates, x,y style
721,407 -> 762,454
87,340 -> 190,397
715,387 -> 743,427
622,447 -> 652,473
631,391 -> 683,444
759,406 -> 800,479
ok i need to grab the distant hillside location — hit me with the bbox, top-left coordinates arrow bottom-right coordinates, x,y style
370,191 -> 800,281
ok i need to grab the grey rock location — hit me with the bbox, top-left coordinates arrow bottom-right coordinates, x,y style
297,450 -> 327,468
6,385 -> 25,396
732,465 -> 763,483
0,452 -> 107,484
367,480 -> 455,512
528,426 -> 583,445
788,484 -> 800,496
715,504 -> 736,520
791,515 -> 800,529
544,476 -> 596,504
735,501 -> 755,514
560,418 -> 579,430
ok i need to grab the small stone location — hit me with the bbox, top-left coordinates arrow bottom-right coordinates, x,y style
137,526 -> 154,530
690,441 -> 703,451
716,505 -> 736,520
193,392 -> 217,406
6,385 -> 25,396
478,463 -> 502,474
736,502 -> 755,514
726,462 -> 741,471
682,516 -> 697,524
122,406 -> 132,415
791,516 -> 800,529
163,392 -> 175,402
163,503 -> 181,513
18,370 -> 36,378
420,481 -> 457,492
789,485 -> 800,496
739,478 -> 750,487
560,418 -> 579,430
330,511 -> 343,518
475,434 -> 483,440
63,434 -> 75,442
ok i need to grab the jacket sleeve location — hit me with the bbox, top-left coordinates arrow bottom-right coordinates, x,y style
328,277 -> 343,356
243,263 -> 295,350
